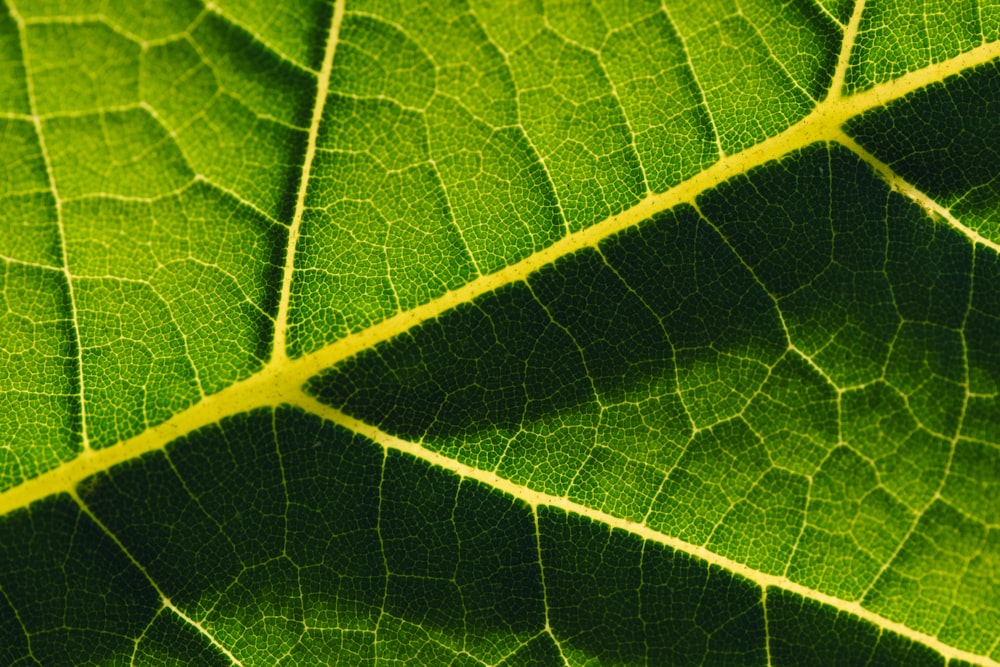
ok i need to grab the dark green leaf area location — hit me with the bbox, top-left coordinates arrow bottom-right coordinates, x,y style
844,0 -> 995,94
133,611 -> 235,667
497,633 -> 566,666
0,505 -> 234,667
308,144 -> 996,627
380,449 -> 545,649
0,407 -> 952,665
309,200 -> 785,504
71,406 -> 536,666
0,493 -> 164,665
768,589 -> 944,667
962,248 -> 1000,445
539,506 -> 767,666
845,61 -> 1000,244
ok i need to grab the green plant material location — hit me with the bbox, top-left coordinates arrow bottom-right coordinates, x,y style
0,0 -> 998,664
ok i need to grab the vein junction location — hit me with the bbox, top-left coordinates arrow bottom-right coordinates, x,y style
2,36 -> 999,666
4,34 -> 999,549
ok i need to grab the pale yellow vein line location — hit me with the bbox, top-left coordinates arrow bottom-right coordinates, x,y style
157,603 -> 243,667
293,395 -> 1000,667
8,3 -> 91,450
659,1 -> 724,159
844,40 -> 999,113
271,0 -> 347,360
811,0 -> 841,27
1,43 -> 999,518
837,131 -> 1000,253
69,490 -> 245,666
829,0 -> 867,99
0,584 -> 33,660
762,587 -> 772,667
280,40 -> 1000,387
0,367 -> 284,516
0,14 -> 992,664
531,505 -> 570,667
202,2 -> 316,76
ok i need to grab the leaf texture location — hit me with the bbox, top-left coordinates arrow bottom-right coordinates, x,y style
0,0 -> 998,665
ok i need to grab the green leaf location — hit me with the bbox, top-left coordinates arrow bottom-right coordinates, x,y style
0,0 -> 998,664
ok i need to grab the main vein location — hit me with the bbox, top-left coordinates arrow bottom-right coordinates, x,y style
278,40 -> 1000,387
2,41 -> 998,522
1,40 -> 998,664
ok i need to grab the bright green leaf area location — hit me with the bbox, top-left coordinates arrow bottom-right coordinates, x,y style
0,0 -> 998,665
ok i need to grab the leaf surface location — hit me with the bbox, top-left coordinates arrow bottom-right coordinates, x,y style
0,0 -> 998,664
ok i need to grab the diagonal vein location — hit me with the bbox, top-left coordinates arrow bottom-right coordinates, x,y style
70,489 -> 245,666
271,0 -> 347,360
1,43 -> 999,610
0,39 -> 997,659
2,3 -> 996,663
293,393 -> 1000,667
280,40 -> 1000,387
837,131 -> 1000,252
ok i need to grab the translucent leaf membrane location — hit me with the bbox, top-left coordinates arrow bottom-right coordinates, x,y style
845,0 -> 1000,93
846,60 -> 1000,244
1,0 -> 999,663
285,0 -> 842,356
0,4 -> 82,488
311,144 -> 1000,658
1,0 -> 308,464
0,407 -> 967,666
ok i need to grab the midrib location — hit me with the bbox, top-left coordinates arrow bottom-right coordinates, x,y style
1,40 -> 999,666
280,39 -> 1000,385
3,33 -> 998,534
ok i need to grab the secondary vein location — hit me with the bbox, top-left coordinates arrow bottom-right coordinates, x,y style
294,394 -> 1000,667
3,42 -> 999,521
270,0 -> 347,360
7,3 -> 92,451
